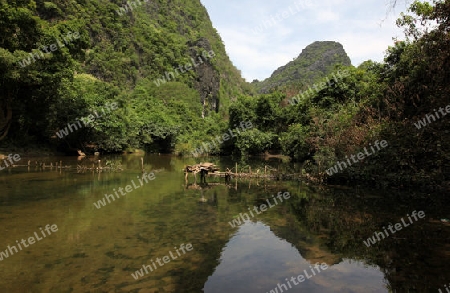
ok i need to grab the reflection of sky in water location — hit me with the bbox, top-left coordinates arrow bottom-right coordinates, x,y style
204,221 -> 387,293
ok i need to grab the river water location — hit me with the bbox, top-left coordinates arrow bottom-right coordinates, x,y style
0,154 -> 448,293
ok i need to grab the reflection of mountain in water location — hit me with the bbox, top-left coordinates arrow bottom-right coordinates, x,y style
204,221 -> 385,293
166,182 -> 450,292
2,156 -> 447,292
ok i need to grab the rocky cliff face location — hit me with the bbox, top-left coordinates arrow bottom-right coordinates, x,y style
253,41 -> 352,94
188,37 -> 220,117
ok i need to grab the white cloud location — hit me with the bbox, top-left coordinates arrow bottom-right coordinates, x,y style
315,10 -> 340,23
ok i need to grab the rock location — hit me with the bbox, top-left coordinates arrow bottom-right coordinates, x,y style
187,37 -> 220,117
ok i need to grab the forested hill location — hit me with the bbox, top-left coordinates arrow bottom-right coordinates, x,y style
225,1 -> 450,189
252,41 -> 352,94
0,0 -> 251,153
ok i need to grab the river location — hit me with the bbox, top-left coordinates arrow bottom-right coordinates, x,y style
0,154 -> 448,292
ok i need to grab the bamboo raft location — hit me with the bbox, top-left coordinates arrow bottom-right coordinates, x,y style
184,162 -> 296,183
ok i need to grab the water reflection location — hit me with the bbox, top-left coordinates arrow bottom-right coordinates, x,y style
204,222 -> 387,293
0,155 -> 448,292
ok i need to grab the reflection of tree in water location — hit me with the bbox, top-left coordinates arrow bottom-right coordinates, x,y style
136,178 -> 449,292
287,187 -> 450,291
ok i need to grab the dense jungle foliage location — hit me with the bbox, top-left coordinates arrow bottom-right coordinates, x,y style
0,0 -> 251,154
0,0 -> 449,188
232,0 -> 450,188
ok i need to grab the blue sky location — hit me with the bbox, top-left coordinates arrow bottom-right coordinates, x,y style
200,0 -> 411,81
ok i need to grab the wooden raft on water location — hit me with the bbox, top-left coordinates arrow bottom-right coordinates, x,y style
184,162 -> 289,183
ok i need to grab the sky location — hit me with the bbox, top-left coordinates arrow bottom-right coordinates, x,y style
200,0 -> 411,82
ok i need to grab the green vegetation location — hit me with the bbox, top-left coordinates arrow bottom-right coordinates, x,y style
0,0 -> 448,188
230,1 -> 450,188
0,0 -> 251,154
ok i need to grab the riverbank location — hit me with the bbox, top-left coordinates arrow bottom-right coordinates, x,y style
0,142 -> 60,158
298,171 -> 450,192
1,141 -> 446,192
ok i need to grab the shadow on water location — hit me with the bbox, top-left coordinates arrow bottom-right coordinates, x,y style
0,154 -> 448,292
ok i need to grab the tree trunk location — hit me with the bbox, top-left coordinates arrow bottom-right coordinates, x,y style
0,98 -> 12,141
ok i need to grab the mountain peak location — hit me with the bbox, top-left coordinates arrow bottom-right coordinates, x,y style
254,41 -> 351,93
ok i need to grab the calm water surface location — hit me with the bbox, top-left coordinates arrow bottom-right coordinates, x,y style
0,155 -> 448,293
